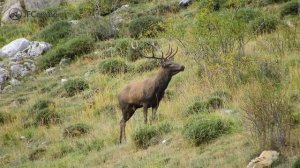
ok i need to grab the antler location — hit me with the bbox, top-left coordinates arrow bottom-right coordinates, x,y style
131,41 -> 178,61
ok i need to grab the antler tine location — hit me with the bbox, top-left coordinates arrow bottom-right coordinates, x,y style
168,47 -> 178,59
131,41 -> 162,60
165,44 -> 172,58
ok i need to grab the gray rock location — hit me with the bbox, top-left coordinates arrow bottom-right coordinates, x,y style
179,0 -> 192,6
10,64 -> 23,78
0,63 -> 5,68
10,51 -> 24,62
10,78 -> 21,86
84,71 -> 92,77
46,67 -> 56,75
0,38 -> 31,57
27,41 -> 52,57
247,151 -> 279,168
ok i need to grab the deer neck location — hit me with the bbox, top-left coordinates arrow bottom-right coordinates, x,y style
154,69 -> 172,93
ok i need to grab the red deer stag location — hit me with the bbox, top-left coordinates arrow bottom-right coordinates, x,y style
118,43 -> 185,143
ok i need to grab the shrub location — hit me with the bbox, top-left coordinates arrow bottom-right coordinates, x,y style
73,16 -> 115,41
156,122 -> 173,134
258,60 -> 285,85
114,38 -> 133,57
63,79 -> 89,96
98,59 -> 128,75
293,156 -> 300,168
0,112 -> 13,125
132,122 -> 172,149
150,2 -> 179,15
38,36 -> 95,69
0,23 -> 35,48
29,148 -> 46,161
132,125 -> 158,149
35,21 -> 72,44
250,16 -> 278,34
211,90 -> 232,100
135,59 -> 160,73
236,8 -> 261,23
129,15 -> 164,38
182,114 -> 231,145
30,100 -> 54,113
242,85 -> 293,150
76,138 -> 104,153
280,1 -> 299,17
207,96 -> 224,110
34,108 -> 61,126
34,5 -> 80,27
185,99 -> 209,115
63,123 -> 91,137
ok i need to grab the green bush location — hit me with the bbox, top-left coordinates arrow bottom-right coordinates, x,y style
38,36 -> 94,69
250,16 -> 278,34
280,1 -> 299,17
0,23 -> 35,48
132,125 -> 158,149
211,90 -> 232,100
35,21 -> 72,44
29,148 -> 46,161
185,99 -> 209,115
63,79 -> 89,96
129,15 -> 164,38
182,114 -> 231,145
114,38 -> 133,57
293,156 -> 300,168
135,59 -> 160,73
98,59 -> 128,75
207,96 -> 224,110
30,100 -> 54,113
132,122 -> 172,149
258,60 -> 285,85
34,108 -> 61,126
236,8 -> 261,23
34,5 -> 80,27
63,123 -> 91,137
0,112 -> 13,125
150,2 -> 179,15
73,16 -> 115,41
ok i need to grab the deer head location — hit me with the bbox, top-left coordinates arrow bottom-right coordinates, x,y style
131,42 -> 185,76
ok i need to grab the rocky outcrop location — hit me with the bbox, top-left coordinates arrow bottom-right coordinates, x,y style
247,151 -> 280,168
0,38 -> 31,57
1,0 -> 84,22
0,39 -> 52,92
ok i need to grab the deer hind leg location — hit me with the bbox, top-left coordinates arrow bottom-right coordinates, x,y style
119,106 -> 135,144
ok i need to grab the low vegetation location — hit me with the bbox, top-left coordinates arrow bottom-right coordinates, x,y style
63,79 -> 89,97
182,114 -> 232,146
98,58 -> 129,75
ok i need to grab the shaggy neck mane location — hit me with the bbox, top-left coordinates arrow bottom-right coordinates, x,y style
153,68 -> 172,99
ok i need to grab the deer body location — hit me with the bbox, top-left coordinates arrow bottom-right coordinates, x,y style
118,44 -> 184,143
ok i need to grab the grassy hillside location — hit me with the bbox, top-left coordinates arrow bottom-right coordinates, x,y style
0,0 -> 300,167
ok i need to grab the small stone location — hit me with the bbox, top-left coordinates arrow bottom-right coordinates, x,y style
46,67 -> 56,75
61,78 -> 68,84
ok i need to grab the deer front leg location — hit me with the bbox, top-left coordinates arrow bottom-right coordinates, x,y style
143,105 -> 148,124
151,106 -> 158,124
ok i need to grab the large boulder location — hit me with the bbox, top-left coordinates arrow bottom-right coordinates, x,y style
247,150 -> 280,168
1,0 -> 84,22
0,38 -> 31,57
